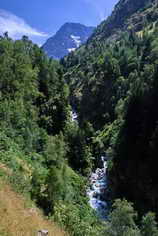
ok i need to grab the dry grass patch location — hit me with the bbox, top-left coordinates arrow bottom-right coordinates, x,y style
0,180 -> 67,236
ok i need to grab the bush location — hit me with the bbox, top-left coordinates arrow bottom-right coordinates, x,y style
105,199 -> 140,236
53,201 -> 104,236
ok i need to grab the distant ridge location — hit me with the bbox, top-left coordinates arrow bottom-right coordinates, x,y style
42,22 -> 95,59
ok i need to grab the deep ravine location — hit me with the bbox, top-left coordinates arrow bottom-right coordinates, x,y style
71,109 -> 108,219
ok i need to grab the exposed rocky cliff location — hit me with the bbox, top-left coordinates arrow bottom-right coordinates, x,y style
42,23 -> 95,59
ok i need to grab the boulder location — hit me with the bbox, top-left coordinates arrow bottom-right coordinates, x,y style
38,230 -> 48,236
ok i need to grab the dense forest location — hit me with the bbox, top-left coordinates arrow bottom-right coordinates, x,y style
0,33 -> 105,236
1,0 -> 158,235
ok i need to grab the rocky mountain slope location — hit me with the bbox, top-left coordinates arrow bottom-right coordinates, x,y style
63,0 -> 158,105
42,23 -> 95,59
89,0 -> 155,42
62,0 -> 158,218
1,0 -> 158,235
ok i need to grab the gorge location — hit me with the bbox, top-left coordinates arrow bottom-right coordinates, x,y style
1,0 -> 158,235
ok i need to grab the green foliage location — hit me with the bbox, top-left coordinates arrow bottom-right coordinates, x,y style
0,230 -> 10,236
141,212 -> 158,236
0,34 -> 102,236
53,201 -> 104,236
1,6 -> 158,234
104,200 -> 158,236
64,120 -> 94,175
45,134 -> 67,167
63,17 -> 158,219
8,172 -> 32,196
44,134 -> 68,209
105,199 -> 140,236
59,5 -> 158,233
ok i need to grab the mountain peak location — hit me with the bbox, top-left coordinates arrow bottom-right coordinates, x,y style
42,22 -> 95,59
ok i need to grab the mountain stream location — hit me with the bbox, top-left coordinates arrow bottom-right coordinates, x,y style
71,109 -> 108,219
87,156 -> 108,220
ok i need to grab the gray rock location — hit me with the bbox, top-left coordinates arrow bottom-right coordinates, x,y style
38,230 -> 48,236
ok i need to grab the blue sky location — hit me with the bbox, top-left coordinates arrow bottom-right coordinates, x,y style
0,0 -> 118,45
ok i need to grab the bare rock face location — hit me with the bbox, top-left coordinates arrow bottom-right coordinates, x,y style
42,23 -> 95,59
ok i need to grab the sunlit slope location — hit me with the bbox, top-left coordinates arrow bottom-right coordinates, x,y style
0,179 -> 67,236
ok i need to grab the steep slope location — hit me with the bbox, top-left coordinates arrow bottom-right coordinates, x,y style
90,0 -> 154,42
0,35 -> 104,236
63,0 -> 158,120
62,0 -> 158,218
0,179 -> 67,236
63,0 -> 157,69
1,0 -> 158,234
42,23 -> 95,59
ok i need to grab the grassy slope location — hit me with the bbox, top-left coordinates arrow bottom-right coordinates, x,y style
0,166 -> 67,236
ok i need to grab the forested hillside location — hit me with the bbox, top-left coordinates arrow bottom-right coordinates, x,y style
0,34 -> 104,236
61,0 -> 158,234
1,0 -> 158,235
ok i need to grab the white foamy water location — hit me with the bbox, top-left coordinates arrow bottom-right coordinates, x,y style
87,157 -> 108,220
71,110 -> 78,121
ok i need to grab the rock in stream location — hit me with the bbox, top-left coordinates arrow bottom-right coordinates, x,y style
87,156 -> 108,220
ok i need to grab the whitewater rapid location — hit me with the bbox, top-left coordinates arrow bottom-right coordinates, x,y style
87,156 -> 108,220
70,110 -> 108,219
71,110 -> 78,121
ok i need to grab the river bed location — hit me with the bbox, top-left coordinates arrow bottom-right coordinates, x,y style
70,110 -> 108,219
87,157 -> 108,220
